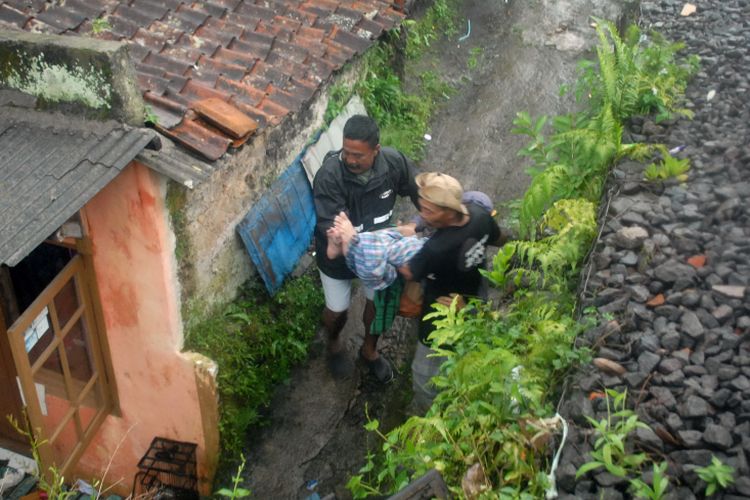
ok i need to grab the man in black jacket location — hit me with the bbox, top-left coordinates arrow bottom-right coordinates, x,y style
313,115 -> 419,381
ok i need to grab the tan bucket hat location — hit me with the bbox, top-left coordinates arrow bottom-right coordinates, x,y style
416,172 -> 468,215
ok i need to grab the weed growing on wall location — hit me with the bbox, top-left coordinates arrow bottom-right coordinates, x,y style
348,20 -> 697,498
323,0 -> 458,160
184,272 -> 323,458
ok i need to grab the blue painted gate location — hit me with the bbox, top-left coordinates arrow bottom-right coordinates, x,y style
237,156 -> 316,294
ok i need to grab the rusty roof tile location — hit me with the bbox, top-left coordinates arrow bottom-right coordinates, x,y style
4,0 -> 46,13
165,73 -> 190,94
24,18 -> 58,34
157,117 -> 230,161
148,20 -> 187,44
302,54 -> 336,83
144,90 -> 187,115
268,39 -> 309,64
265,85 -> 306,111
234,2 -> 275,22
63,0 -> 105,20
355,16 -> 385,38
174,33 -> 221,55
108,13 -> 140,39
212,46 -> 259,68
203,16 -> 245,38
126,42 -> 151,63
37,7 -> 88,32
194,24 -> 236,47
292,34 -> 327,57
132,27 -> 169,52
129,0 -> 170,21
373,7 -> 404,27
255,20 -> 293,42
257,96 -> 289,120
287,77 -> 318,101
248,59 -> 290,87
175,4 -> 211,26
136,72 -> 171,96
114,4 -> 158,29
238,29 -> 274,52
226,38 -> 270,61
133,0 -> 183,11
230,100 -> 272,129
272,14 -> 302,32
299,0 -> 339,16
216,76 -> 265,107
332,25 -> 371,53
264,52 -> 309,81
0,4 -> 28,28
197,2 -> 228,18
135,61 -> 166,77
282,6 -> 318,25
160,43 -> 203,67
143,50 -> 193,76
180,78 -> 234,102
225,11 -> 261,33
162,7 -> 208,35
296,25 -> 326,42
193,97 -> 258,139
190,55 -> 248,80
321,37 -> 355,65
207,0 -> 243,8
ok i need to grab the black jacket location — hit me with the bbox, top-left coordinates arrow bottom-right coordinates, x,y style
313,146 -> 419,279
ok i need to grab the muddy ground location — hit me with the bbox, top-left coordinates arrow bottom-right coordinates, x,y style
240,0 -> 635,498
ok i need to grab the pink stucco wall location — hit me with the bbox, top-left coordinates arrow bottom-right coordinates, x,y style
74,161 -> 214,495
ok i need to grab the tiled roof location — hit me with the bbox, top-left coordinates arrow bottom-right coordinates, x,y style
0,104 -> 157,266
0,0 -> 405,160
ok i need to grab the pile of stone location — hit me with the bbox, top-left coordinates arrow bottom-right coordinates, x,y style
554,0 -> 750,498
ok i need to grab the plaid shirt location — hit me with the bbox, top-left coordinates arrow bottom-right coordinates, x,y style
345,229 -> 425,290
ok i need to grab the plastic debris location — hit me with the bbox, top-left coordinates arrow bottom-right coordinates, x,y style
707,89 -> 716,101
458,19 -> 472,42
681,3 -> 696,16
668,145 -> 686,155
424,134 -> 432,141
305,479 -> 318,491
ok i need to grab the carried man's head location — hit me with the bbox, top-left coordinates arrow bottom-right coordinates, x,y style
342,115 -> 381,174
416,172 -> 469,228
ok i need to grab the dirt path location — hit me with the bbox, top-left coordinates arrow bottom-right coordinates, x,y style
241,0 -> 634,498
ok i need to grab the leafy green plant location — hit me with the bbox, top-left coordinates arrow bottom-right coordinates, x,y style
695,456 -> 735,497
644,145 -> 690,181
215,454 -> 251,498
184,273 -> 323,458
144,104 -> 158,125
91,17 -> 111,34
630,461 -> 670,499
576,389 -> 649,479
467,47 -> 483,69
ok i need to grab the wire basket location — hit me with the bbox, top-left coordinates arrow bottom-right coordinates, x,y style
132,437 -> 198,500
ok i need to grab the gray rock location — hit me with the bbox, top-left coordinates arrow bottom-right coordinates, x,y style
703,424 -> 734,449
638,351 -> 661,373
735,476 -> 750,496
712,284 -> 746,299
728,375 -> 750,391
613,225 -> 649,250
712,304 -> 734,322
635,426 -> 663,451
680,310 -> 705,342
650,386 -> 677,409
661,329 -> 681,350
678,430 -> 703,448
679,395 -> 713,418
659,357 -> 684,374
628,284 -> 651,303
654,259 -> 697,283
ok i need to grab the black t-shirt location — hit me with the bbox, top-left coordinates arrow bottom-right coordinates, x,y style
408,204 -> 500,341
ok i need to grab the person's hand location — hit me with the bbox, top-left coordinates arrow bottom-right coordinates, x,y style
398,264 -> 413,281
396,222 -> 417,237
436,293 -> 465,310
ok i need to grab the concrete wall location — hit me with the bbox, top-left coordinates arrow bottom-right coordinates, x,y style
176,64 -> 362,312
78,161 -> 218,495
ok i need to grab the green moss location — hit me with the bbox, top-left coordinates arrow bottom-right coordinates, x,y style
166,182 -> 196,310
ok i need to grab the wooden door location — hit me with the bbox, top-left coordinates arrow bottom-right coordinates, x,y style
0,304 -> 28,452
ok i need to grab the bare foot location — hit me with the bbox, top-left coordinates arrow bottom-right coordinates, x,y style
326,227 -> 343,259
333,212 -> 357,255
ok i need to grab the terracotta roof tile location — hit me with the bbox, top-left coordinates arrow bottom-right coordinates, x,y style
158,117 -> 231,161
212,46 -> 259,68
108,13 -> 140,39
114,3 -> 158,29
142,50 -> 193,76
128,0 -> 170,22
216,76 -> 265,107
193,97 -> 258,139
0,4 -> 29,28
11,0 -> 406,160
63,0 -> 106,21
234,3 -> 276,22
226,38 -> 270,61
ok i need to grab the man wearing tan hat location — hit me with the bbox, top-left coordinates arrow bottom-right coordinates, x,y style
399,172 -> 501,410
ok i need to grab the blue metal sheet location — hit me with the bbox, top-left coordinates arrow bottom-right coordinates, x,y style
237,156 -> 316,294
